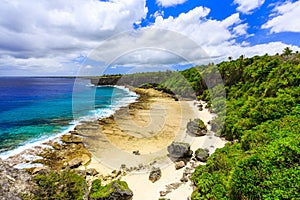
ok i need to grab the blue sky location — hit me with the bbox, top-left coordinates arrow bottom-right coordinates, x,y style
0,0 -> 300,76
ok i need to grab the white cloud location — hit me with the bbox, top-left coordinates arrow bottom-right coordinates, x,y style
0,1 -> 299,76
156,0 -> 187,7
205,42 -> 300,63
234,0 -> 265,14
152,7 -> 245,46
0,0 -> 147,75
262,1 -> 300,33
233,23 -> 249,36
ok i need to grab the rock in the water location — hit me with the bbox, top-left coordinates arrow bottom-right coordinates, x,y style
167,142 -> 193,159
149,167 -> 162,183
174,161 -> 186,170
195,148 -> 209,162
68,158 -> 83,168
186,118 -> 207,136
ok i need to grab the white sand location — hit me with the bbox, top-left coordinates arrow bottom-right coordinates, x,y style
108,100 -> 226,200
82,89 -> 227,200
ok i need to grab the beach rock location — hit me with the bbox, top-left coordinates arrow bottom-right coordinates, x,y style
69,130 -> 79,135
61,134 -> 83,143
132,150 -> 140,155
76,170 -> 87,178
68,158 -> 83,168
174,161 -> 186,170
180,174 -> 189,182
86,168 -> 99,176
195,148 -> 210,162
81,154 -> 91,166
167,142 -> 193,159
0,159 -> 35,199
159,191 -> 168,197
30,166 -> 48,175
89,180 -> 133,200
186,119 -> 207,136
149,167 -> 162,183
166,182 -> 182,190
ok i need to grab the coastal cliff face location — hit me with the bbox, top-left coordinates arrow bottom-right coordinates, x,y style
91,75 -> 146,87
0,159 -> 35,199
91,76 -> 121,86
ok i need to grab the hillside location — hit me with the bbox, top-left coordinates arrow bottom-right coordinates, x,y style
93,50 -> 300,199
190,51 -> 300,199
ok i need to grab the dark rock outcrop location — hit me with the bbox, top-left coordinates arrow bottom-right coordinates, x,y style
195,148 -> 209,162
132,150 -> 140,155
86,168 -> 99,176
149,167 -> 162,183
167,142 -> 193,159
91,76 -> 121,86
186,119 -> 207,136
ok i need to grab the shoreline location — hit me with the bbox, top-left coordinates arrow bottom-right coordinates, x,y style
0,84 -> 138,161
79,88 -> 226,200
2,86 -> 227,200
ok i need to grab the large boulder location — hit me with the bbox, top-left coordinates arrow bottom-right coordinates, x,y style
167,142 -> 193,159
195,148 -> 209,162
149,167 -> 162,183
89,179 -> 133,200
186,119 -> 207,136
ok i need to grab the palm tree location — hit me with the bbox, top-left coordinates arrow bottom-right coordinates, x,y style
282,47 -> 292,56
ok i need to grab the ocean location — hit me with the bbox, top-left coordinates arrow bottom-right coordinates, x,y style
0,77 -> 137,158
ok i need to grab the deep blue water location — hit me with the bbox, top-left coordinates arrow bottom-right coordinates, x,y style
0,77 -> 137,156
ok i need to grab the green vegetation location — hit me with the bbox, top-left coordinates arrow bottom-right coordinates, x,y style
190,50 -> 300,199
89,179 -> 133,200
42,49 -> 298,199
32,170 -> 87,200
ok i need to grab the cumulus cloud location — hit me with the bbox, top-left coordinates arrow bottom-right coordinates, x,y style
0,0 -> 147,75
234,0 -> 265,14
82,6 -> 299,74
74,28 -> 206,76
262,1 -> 300,33
147,6 -> 298,62
0,1 -> 299,76
156,0 -> 187,7
151,7 -> 249,51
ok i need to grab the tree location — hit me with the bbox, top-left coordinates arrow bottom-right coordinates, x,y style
282,47 -> 292,56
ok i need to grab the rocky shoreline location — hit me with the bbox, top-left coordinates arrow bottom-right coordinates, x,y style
0,87 -> 226,199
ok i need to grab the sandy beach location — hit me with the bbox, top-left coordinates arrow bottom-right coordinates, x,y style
3,87 -> 226,200
79,88 -> 226,200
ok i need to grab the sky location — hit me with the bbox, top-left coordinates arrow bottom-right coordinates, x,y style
0,0 -> 300,76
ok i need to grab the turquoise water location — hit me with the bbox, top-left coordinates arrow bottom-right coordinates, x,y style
0,77 -> 137,157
